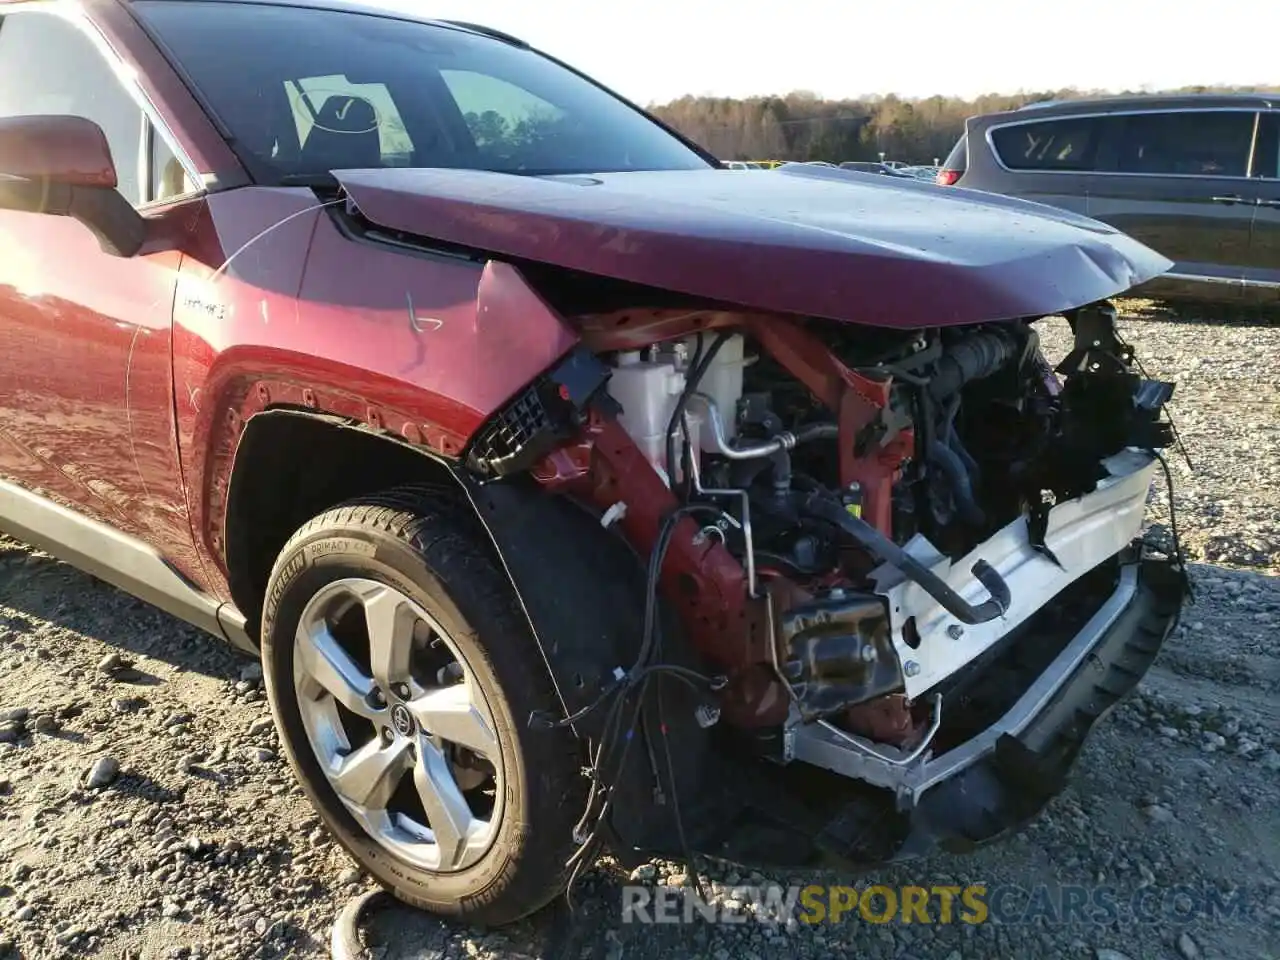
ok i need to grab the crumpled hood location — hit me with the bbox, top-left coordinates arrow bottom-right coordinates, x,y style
334,164 -> 1171,328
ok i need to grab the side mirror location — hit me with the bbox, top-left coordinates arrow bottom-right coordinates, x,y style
0,115 -> 146,257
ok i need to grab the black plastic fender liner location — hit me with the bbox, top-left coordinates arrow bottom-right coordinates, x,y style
450,470 -> 651,725
448,469 -> 715,862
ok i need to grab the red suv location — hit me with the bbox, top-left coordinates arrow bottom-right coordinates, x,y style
0,0 -> 1188,926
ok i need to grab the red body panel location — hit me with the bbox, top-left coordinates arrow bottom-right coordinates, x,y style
170,188 -> 578,593
336,165 -> 1172,329
0,200 -> 208,586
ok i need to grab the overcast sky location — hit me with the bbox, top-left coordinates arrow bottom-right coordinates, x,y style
372,0 -> 1278,105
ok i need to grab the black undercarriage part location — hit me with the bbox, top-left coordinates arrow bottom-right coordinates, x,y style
778,590 -> 903,722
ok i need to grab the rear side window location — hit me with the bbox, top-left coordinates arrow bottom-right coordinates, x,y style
1096,111 -> 1255,177
990,117 -> 1099,171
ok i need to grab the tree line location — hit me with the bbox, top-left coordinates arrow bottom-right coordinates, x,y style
647,86 -> 1280,164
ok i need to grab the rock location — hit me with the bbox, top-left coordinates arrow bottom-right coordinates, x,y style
1095,950 -> 1136,960
629,863 -> 657,882
12,904 -> 34,922
240,663 -> 264,683
338,868 -> 362,886
0,707 -> 29,723
248,717 -> 275,737
86,757 -> 119,789
1177,932 -> 1200,960
161,899 -> 182,919
0,724 -> 19,744
252,748 -> 275,763
1262,750 -> 1280,773
97,653 -> 124,673
32,714 -> 59,735
1142,804 -> 1175,824
177,754 -> 200,774
1201,733 -> 1227,751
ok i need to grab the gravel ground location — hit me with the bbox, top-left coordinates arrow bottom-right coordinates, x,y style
1,299 -> 1278,960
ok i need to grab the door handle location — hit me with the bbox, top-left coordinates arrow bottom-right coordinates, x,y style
1257,199 -> 1280,208
1211,195 -> 1247,205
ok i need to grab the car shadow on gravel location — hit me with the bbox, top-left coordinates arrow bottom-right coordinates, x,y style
0,539 -> 247,683
1118,296 -> 1280,328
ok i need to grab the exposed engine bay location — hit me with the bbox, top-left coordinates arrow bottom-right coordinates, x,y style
465,295 -> 1184,873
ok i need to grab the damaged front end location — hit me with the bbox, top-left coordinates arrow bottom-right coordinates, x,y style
447,266 -> 1189,873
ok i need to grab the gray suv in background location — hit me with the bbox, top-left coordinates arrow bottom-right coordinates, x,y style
938,95 -> 1280,305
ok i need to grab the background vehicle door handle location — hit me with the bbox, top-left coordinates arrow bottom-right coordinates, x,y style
1211,195 -> 1248,205
1257,199 -> 1280,208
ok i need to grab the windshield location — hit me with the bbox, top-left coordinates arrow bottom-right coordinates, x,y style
136,1 -> 713,182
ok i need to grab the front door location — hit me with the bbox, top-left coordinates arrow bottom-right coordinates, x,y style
0,7 -> 206,583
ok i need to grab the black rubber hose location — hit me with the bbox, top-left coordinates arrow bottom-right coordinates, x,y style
927,440 -> 986,526
802,494 -> 1011,624
791,422 -> 839,444
927,329 -> 1020,403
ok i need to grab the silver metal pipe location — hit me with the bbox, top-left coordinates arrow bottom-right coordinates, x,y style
683,412 -> 759,598
686,392 -> 794,460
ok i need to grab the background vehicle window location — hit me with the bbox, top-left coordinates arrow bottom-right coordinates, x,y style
135,0 -> 712,183
1098,111 -> 1254,177
0,13 -> 143,204
990,117 -> 1099,171
1253,113 -> 1280,179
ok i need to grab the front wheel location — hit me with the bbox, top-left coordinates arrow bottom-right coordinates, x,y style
260,487 -> 584,925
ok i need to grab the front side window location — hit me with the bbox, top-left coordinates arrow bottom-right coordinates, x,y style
0,12 -> 143,204
1097,110 -> 1255,177
135,1 -> 713,183
991,117 -> 1099,171
150,125 -> 198,202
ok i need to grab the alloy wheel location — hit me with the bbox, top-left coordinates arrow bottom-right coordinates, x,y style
292,577 -> 503,873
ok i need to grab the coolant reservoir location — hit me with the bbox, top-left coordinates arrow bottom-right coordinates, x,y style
608,350 -> 701,484
684,334 -> 746,452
